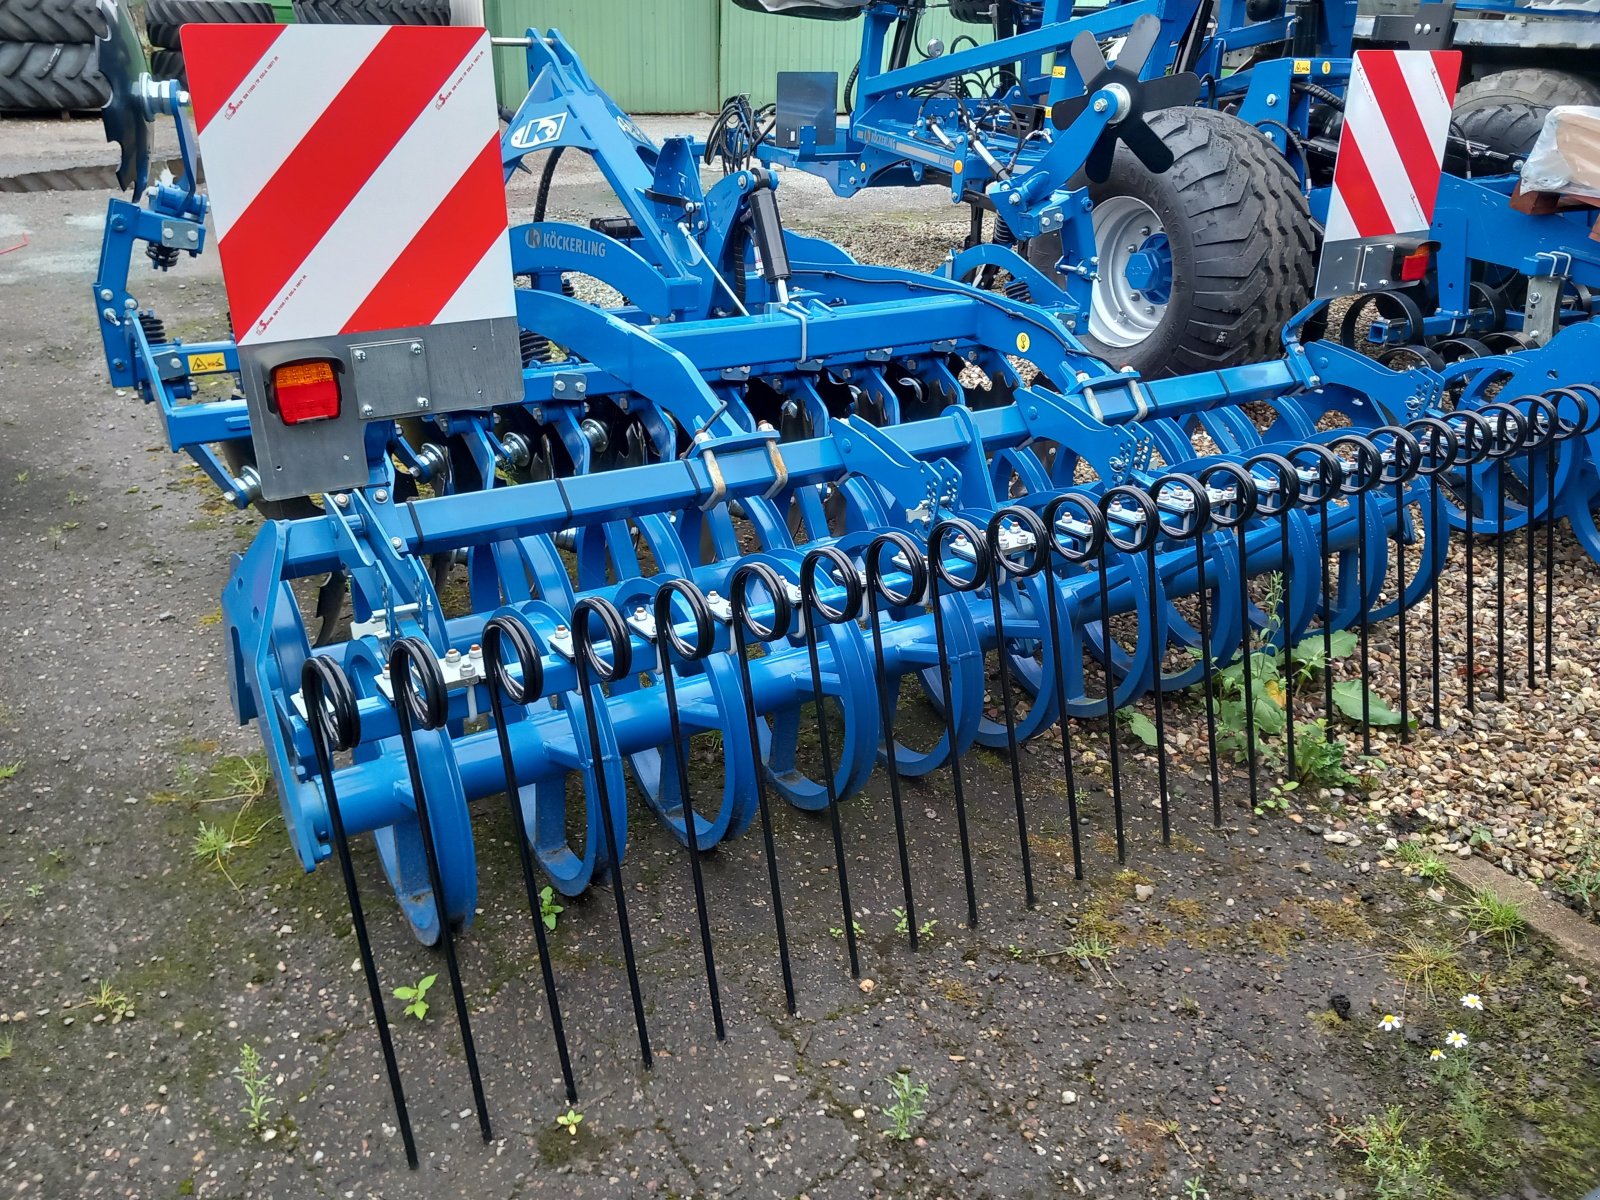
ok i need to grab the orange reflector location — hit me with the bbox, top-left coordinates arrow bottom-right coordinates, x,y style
271,360 -> 341,424
1399,247 -> 1431,283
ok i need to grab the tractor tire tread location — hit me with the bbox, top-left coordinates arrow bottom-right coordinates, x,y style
0,0 -> 105,43
291,0 -> 450,24
1455,67 -> 1600,113
0,39 -> 107,110
151,45 -> 185,88
145,0 -> 275,50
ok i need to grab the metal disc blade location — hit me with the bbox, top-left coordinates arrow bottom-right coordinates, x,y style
1115,14 -> 1161,79
1120,117 -> 1175,175
96,0 -> 152,195
1069,30 -> 1108,90
1085,136 -> 1117,184
1142,71 -> 1203,112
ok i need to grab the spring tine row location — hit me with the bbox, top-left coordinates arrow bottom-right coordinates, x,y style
304,402 -> 1600,1148
481,617 -> 578,1101
301,656 -> 420,1169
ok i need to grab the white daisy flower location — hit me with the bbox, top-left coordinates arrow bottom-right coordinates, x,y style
1380,1014 -> 1403,1032
1460,994 -> 1484,1011
1429,1048 -> 1445,1061
1445,1029 -> 1469,1049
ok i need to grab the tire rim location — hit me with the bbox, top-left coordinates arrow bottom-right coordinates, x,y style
1089,195 -> 1170,350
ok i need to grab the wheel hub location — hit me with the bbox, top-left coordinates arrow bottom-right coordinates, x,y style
1088,195 -> 1171,350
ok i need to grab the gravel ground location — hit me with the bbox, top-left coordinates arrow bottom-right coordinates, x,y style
2,115 -> 1599,1200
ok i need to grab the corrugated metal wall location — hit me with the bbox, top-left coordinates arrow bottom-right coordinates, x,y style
488,0 -> 720,112
487,1 -> 978,113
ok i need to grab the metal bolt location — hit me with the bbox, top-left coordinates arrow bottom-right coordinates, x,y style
391,537 -> 404,550
354,349 -> 367,361
554,379 -> 565,392
186,230 -> 198,243
374,489 -> 388,503
410,343 -> 422,355
169,357 -> 182,370
99,288 -> 113,302
634,606 -> 648,619
333,493 -> 350,508
416,396 -> 430,410
1008,193 -> 1021,205
360,403 -> 374,417
555,623 -> 569,635
1266,92 -> 1278,107
1093,97 -> 1109,114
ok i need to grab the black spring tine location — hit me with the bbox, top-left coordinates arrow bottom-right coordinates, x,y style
729,561 -> 799,1013
388,636 -> 493,1141
1199,462 -> 1260,813
1454,411 -> 1486,714
1519,397 -> 1555,690
1485,403 -> 1525,703
1319,488 -> 1336,727
1102,487 -> 1168,841
569,600 -> 652,1069
928,517 -> 990,926
301,656 -> 420,1168
987,506 -> 1051,904
1544,387 -> 1598,676
1247,454 -> 1303,775
481,616 -> 578,1102
865,532 -> 930,945
1043,492 -> 1107,879
1404,418 -> 1457,731
1331,436 -> 1381,756
1152,475 -> 1214,829
1373,428 -> 1421,745
1193,510 -> 1223,828
652,580 -> 726,1040
799,547 -> 865,977
1090,524 -> 1127,863
1288,444 -> 1345,752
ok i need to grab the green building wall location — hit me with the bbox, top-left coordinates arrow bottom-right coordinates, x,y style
487,1 -> 973,113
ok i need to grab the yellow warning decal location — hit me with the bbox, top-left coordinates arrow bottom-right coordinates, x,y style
1052,65 -> 1066,78
187,352 -> 227,374
1321,60 -> 1333,74
1293,58 -> 1311,75
1016,331 -> 1031,353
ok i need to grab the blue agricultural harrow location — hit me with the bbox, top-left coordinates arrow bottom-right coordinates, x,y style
87,0 -> 1599,1163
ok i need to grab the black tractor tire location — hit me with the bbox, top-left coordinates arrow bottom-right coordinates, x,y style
0,0 -> 106,43
151,46 -> 185,88
291,0 -> 450,25
1452,68 -> 1600,161
0,40 -> 107,110
1452,100 -> 1544,171
949,0 -> 993,20
145,0 -> 274,50
1028,106 -> 1315,378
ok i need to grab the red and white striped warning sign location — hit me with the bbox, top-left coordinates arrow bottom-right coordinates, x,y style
182,23 -> 514,347
1323,50 -> 1461,243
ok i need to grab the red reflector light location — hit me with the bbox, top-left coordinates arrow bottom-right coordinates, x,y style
1399,248 -> 1431,283
271,360 -> 341,425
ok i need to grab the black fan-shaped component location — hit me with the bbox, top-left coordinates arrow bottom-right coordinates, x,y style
1048,14 -> 1202,184
96,0 -> 154,195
